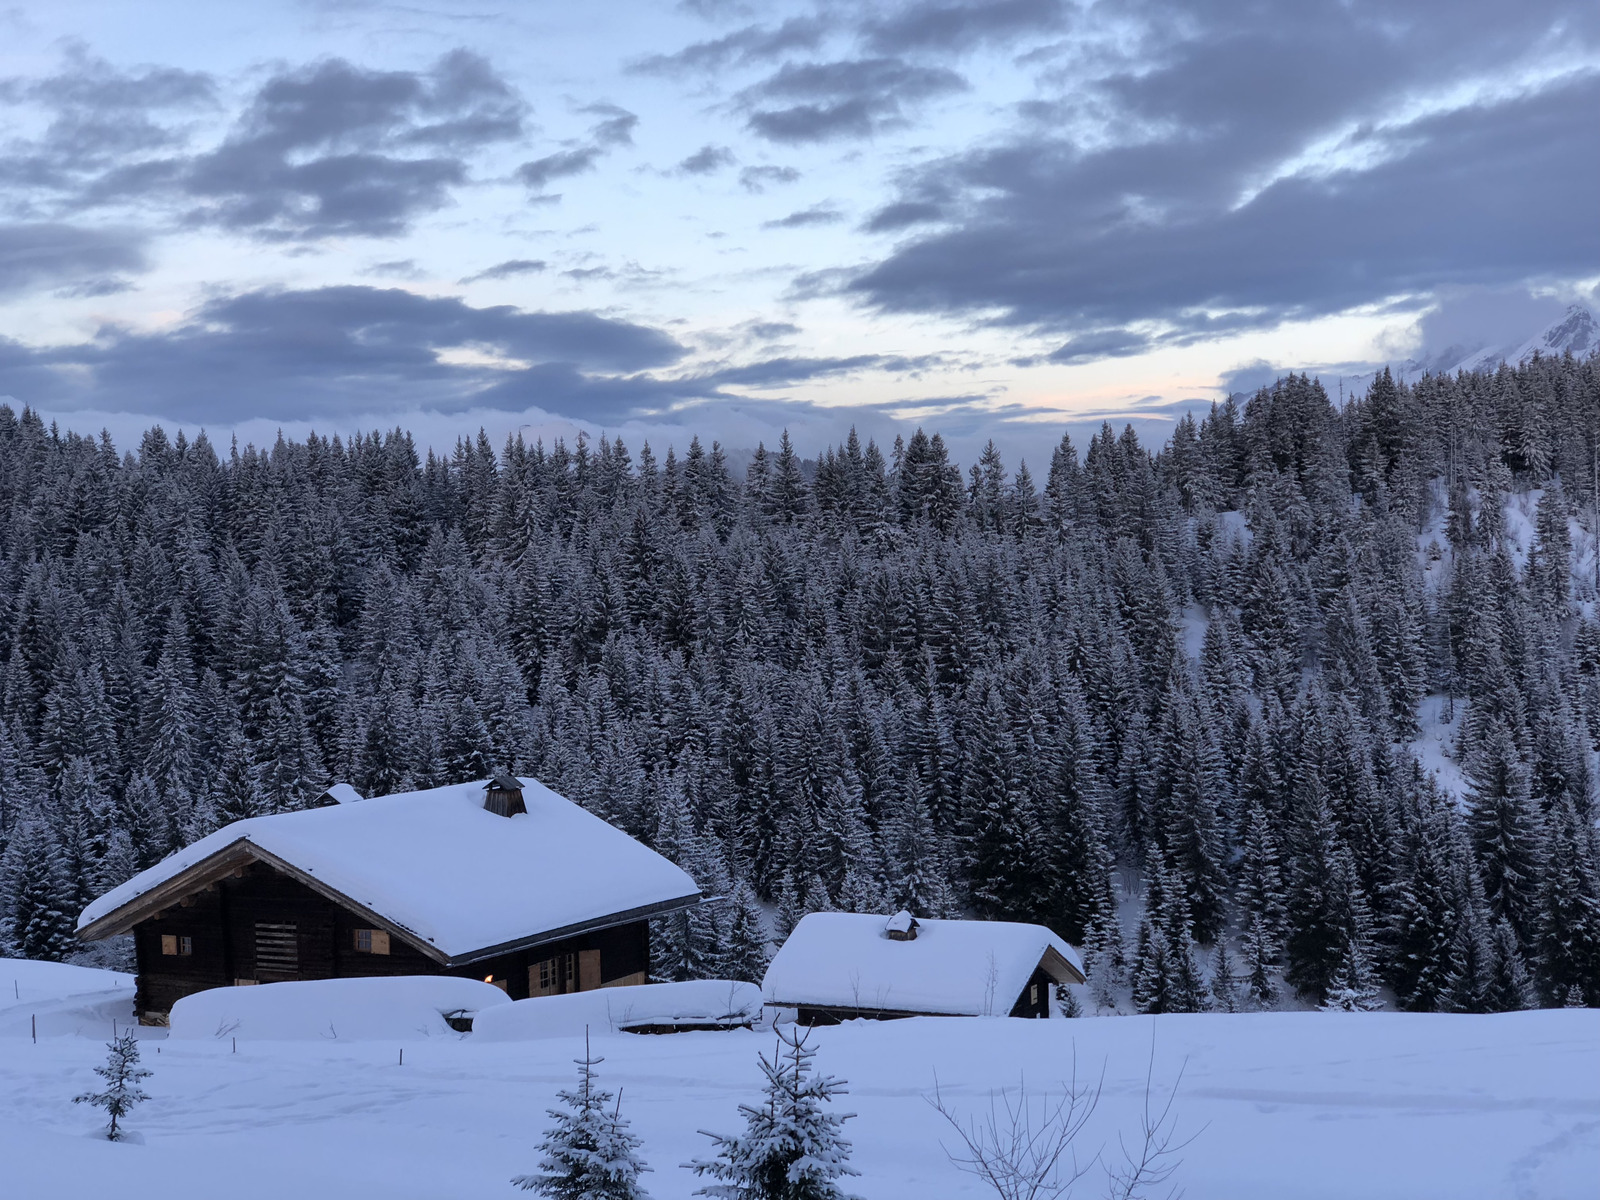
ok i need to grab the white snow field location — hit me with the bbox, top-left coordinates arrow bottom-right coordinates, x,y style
0,966 -> 1595,1199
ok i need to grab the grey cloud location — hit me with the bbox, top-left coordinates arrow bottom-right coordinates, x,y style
460,258 -> 548,283
861,0 -> 1068,53
741,58 -> 967,143
630,18 -> 826,76
852,2 -> 1600,353
863,199 -> 945,232
748,321 -> 799,339
0,47 -> 214,199
739,164 -> 800,191
678,144 -> 736,174
1047,328 -> 1153,364
763,203 -> 844,229
182,51 -> 525,239
0,285 -> 689,422
582,102 -> 638,147
2,49 -> 524,240
702,352 -> 941,388
516,148 -> 601,191
0,223 -> 146,297
361,259 -> 425,279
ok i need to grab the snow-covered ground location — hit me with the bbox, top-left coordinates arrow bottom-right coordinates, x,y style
0,965 -> 1595,1198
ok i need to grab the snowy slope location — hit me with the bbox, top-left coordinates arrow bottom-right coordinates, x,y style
0,1009 -> 1593,1199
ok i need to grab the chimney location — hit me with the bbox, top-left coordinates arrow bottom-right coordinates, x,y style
484,774 -> 527,818
884,910 -> 918,941
312,782 -> 364,808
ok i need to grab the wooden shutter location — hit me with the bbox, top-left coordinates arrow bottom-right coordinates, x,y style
371,930 -> 390,955
161,933 -> 178,956
578,949 -> 601,992
254,922 -> 299,979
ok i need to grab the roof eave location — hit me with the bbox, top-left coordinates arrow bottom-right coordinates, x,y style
440,891 -> 703,967
76,838 -> 450,965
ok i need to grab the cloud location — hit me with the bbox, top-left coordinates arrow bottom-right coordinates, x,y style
740,58 -> 967,143
0,45 -> 215,199
516,147 -> 601,191
0,285 -> 689,422
1,48 -> 525,240
763,203 -> 844,229
360,259 -> 425,279
861,0 -> 1069,53
0,223 -> 146,296
630,17 -> 826,76
739,164 -> 800,192
459,258 -> 548,283
678,144 -> 736,174
581,102 -> 638,146
850,3 -> 1600,354
516,102 -> 639,195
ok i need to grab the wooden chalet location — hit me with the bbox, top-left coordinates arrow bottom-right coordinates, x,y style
762,911 -> 1085,1024
76,777 -> 702,1025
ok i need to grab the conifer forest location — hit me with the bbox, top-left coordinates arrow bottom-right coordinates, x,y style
4,354 -> 1600,1016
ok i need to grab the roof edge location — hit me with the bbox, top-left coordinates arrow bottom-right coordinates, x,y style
441,892 -> 703,967
76,837 -> 448,965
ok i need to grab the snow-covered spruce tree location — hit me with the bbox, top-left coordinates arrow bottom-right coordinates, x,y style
1,819 -> 77,961
513,1034 -> 651,1200
74,1030 -> 152,1141
1319,934 -> 1383,1012
722,879 -> 773,986
687,1027 -> 861,1200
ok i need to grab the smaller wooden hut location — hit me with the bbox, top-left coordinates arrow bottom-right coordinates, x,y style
763,911 -> 1085,1024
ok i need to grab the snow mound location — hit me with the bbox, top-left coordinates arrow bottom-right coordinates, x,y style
0,959 -> 135,1038
168,976 -> 511,1042
472,980 -> 762,1041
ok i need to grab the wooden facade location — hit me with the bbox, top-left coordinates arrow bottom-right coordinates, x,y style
129,858 -> 651,1024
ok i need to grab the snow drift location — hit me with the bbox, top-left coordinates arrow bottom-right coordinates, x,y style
168,976 -> 511,1041
472,980 -> 762,1040
0,959 -> 135,1038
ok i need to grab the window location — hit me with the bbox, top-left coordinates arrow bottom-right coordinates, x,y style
353,928 -> 391,955
530,952 -> 578,997
160,934 -> 192,957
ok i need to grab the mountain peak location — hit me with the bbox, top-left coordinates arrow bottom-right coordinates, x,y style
1449,303 -> 1598,374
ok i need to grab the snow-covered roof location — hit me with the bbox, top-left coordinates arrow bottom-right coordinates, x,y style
763,912 -> 1084,1017
78,778 -> 700,964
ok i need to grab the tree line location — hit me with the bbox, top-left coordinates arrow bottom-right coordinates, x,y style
2,349 -> 1599,1012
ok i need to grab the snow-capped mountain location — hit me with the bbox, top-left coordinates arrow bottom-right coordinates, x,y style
1448,303 -> 1600,374
1324,303 -> 1599,401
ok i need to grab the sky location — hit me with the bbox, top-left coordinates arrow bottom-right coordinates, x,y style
1,0 -> 1597,465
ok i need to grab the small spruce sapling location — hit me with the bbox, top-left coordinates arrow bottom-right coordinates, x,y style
75,1030 -> 152,1141
513,1029 -> 651,1199
688,1026 -> 861,1200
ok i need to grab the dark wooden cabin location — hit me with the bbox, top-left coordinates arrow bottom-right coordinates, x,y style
77,776 -> 701,1025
